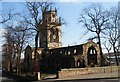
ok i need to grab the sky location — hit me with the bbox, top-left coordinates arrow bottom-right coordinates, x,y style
0,1 -> 119,58
0,0 -> 120,2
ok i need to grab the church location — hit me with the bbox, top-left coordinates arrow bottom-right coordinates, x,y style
24,8 -> 103,73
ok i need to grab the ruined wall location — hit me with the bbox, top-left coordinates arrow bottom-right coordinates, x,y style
59,66 -> 119,78
24,45 -> 33,72
82,41 -> 101,66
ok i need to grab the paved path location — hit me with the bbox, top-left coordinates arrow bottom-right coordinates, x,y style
42,71 -> 119,82
0,70 -> 17,82
1,70 -> 119,82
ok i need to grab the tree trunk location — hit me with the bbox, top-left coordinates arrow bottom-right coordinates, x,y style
34,31 -> 39,62
113,45 -> 119,66
16,57 -> 19,74
16,56 -> 21,74
97,33 -> 104,66
10,59 -> 12,72
108,51 -> 111,66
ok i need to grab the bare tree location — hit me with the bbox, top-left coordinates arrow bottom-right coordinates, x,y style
103,41 -> 112,65
105,7 -> 120,66
78,3 -> 110,66
12,21 -> 34,73
0,9 -> 19,23
24,2 -> 53,64
2,28 -> 14,72
2,20 -> 34,73
1,9 -> 20,72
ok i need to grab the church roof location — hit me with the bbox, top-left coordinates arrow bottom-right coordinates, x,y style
26,45 -> 32,50
49,41 -> 97,51
25,45 -> 43,55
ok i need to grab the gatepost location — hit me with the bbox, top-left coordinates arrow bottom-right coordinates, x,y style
34,63 -> 41,80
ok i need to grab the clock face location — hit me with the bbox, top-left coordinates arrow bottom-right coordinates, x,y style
53,34 -> 56,39
50,27 -> 58,42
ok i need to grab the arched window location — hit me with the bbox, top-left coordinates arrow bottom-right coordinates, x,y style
60,51 -> 62,54
93,50 -> 96,54
74,49 -> 76,54
77,59 -> 80,67
65,52 -> 67,55
90,50 -> 93,54
68,51 -> 70,55
89,48 -> 96,55
87,46 -> 97,66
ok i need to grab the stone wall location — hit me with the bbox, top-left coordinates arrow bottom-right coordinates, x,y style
58,66 -> 119,78
82,41 -> 101,66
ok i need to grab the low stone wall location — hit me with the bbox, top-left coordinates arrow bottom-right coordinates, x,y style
58,66 -> 119,78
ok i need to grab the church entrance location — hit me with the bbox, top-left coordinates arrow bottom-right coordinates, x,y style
87,46 -> 97,67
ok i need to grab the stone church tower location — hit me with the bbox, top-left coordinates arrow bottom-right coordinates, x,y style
38,8 -> 62,49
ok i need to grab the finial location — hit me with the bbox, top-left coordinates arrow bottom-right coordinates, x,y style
59,17 -> 61,24
50,6 -> 52,11
55,7 -> 57,12
44,7 -> 47,12
68,44 -> 70,47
